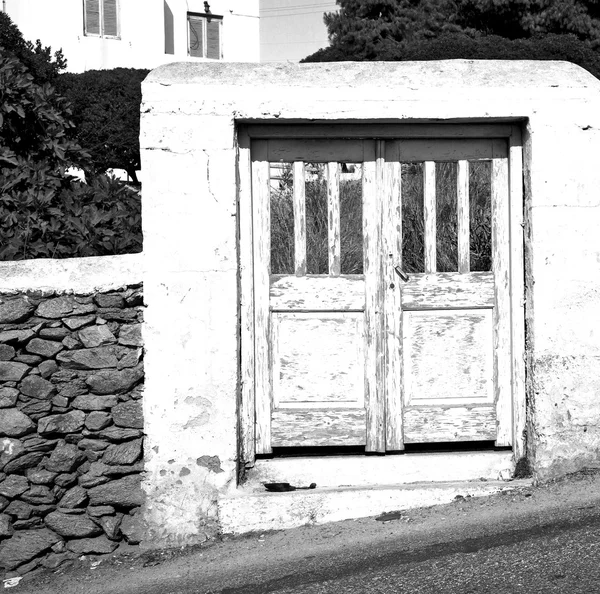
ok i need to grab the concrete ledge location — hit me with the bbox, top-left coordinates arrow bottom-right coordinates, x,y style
219,479 -> 532,534
0,253 -> 144,293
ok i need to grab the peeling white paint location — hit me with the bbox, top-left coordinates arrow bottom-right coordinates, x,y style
140,60 -> 600,544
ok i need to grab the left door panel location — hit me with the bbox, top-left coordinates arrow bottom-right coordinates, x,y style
251,139 -> 380,454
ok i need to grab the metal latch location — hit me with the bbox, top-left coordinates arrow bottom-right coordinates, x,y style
394,266 -> 410,282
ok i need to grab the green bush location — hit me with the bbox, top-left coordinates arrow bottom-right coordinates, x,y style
0,174 -> 141,260
398,33 -> 600,79
0,52 -> 142,261
308,0 -> 600,65
56,68 -> 149,183
0,12 -> 66,83
303,33 -> 600,81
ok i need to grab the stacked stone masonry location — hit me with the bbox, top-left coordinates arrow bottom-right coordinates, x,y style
0,286 -> 144,579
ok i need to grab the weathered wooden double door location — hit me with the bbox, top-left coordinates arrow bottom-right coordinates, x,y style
251,137 -> 512,454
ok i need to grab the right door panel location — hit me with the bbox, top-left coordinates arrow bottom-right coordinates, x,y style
385,139 -> 512,446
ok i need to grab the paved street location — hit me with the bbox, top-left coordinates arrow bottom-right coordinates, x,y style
252,513 -> 600,593
17,470 -> 600,594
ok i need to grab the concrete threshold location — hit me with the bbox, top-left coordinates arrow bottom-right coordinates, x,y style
219,450 -> 532,534
242,451 -> 516,489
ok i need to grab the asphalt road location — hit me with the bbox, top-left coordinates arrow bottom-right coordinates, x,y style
239,512 -> 600,594
20,470 -> 600,594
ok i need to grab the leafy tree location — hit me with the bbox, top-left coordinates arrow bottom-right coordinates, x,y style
0,12 -> 66,83
321,0 -> 462,60
454,0 -> 600,47
56,68 -> 149,184
304,29 -> 600,80
309,0 -> 600,62
0,52 -> 141,260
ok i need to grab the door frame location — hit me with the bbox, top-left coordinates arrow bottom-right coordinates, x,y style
237,122 -> 525,468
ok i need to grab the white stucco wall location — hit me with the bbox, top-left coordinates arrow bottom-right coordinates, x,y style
3,0 -> 259,72
166,0 -> 259,63
140,60 -> 600,545
4,0 -> 165,72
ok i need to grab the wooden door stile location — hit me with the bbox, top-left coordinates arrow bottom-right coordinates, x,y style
293,161 -> 307,276
238,129 -> 256,464
383,141 -> 404,451
492,139 -> 512,446
509,129 -> 526,460
364,141 -> 385,452
251,140 -> 272,454
457,159 -> 470,274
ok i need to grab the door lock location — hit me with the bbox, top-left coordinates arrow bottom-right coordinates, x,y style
394,266 -> 410,282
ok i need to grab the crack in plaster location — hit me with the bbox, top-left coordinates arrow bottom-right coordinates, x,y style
205,152 -> 218,203
143,147 -> 192,155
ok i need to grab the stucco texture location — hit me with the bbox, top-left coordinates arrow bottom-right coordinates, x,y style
141,60 -> 600,543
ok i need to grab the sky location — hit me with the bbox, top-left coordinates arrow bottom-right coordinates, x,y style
260,0 -> 339,63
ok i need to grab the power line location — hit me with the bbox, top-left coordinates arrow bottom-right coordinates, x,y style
261,2 -> 338,13
261,4 -> 338,15
261,9 -> 336,18
261,39 -> 329,45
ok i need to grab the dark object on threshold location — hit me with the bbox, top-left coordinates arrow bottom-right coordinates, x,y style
264,482 -> 317,492
375,510 -> 404,522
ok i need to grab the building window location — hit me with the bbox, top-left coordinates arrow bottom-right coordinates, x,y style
188,13 -> 222,59
84,0 -> 119,38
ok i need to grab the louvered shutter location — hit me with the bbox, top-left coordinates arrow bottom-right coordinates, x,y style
103,0 -> 118,37
206,18 -> 221,59
188,16 -> 204,57
85,0 -> 100,35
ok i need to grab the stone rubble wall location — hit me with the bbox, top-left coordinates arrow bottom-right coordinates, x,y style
0,285 -> 144,579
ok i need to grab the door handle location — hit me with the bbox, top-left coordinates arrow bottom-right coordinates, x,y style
394,266 -> 410,282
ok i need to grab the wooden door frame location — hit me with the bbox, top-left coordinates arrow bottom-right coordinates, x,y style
237,122 -> 525,468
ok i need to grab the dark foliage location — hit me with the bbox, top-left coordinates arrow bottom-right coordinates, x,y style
303,31 -> 600,80
304,0 -> 600,80
318,0 -> 600,54
0,12 -> 66,83
56,68 -> 149,183
0,52 -> 142,261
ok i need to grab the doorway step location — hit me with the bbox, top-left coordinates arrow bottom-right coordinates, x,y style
218,451 -> 532,534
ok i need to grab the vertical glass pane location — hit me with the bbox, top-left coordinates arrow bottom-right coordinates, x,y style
436,162 -> 458,272
305,163 -> 328,274
270,162 -> 294,275
401,162 -> 425,273
340,163 -> 363,274
469,161 -> 492,272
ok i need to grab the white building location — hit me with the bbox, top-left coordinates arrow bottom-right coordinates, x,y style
2,0 -> 260,72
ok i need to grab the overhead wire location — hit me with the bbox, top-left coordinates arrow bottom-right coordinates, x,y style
260,2 -> 338,13
260,3 -> 338,18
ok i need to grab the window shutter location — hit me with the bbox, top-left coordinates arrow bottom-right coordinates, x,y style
103,0 -> 118,36
206,18 -> 221,59
188,16 -> 204,57
85,0 -> 100,35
